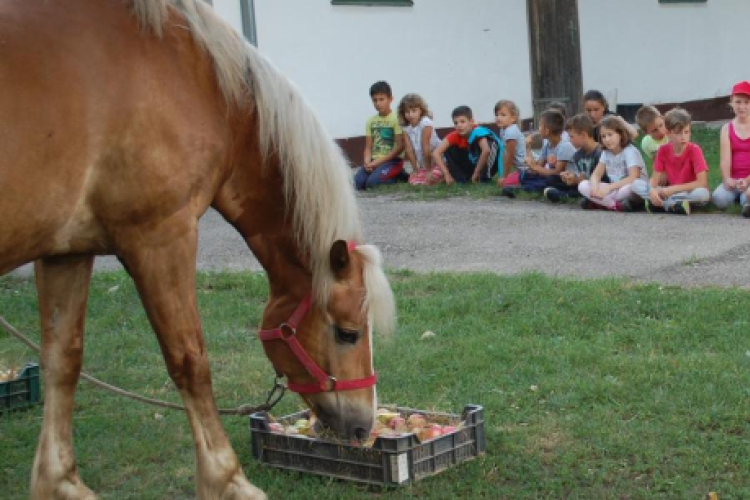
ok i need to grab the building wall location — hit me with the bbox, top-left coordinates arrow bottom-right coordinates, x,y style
212,0 -> 244,34
577,0 -> 746,109
249,0 -> 532,139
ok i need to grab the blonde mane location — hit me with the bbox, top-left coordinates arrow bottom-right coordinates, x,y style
130,0 -> 394,332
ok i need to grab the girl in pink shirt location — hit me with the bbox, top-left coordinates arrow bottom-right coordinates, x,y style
712,81 -> 750,214
633,108 -> 709,215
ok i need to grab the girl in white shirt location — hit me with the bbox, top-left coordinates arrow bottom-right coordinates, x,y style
578,116 -> 647,211
397,94 -> 444,185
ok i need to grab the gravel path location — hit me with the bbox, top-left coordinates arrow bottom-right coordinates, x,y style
10,194 -> 750,288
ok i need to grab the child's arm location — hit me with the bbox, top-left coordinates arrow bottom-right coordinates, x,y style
589,163 -> 605,197
719,124 -> 735,189
603,166 -> 641,194
363,136 -> 373,171
471,137 -> 491,183
432,139 -> 454,184
403,133 -> 419,180
420,126 -> 434,170
536,159 -> 567,176
499,139 -> 517,184
648,170 -> 668,206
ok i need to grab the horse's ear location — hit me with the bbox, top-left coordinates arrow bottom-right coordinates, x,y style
329,240 -> 350,280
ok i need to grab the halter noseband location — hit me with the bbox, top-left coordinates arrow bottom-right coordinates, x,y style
257,242 -> 377,394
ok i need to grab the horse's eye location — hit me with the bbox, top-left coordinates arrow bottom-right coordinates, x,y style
334,325 -> 360,345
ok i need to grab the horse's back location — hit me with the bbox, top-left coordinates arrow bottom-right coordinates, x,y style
0,1 -> 231,274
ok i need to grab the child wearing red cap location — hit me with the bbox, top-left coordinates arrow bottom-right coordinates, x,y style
712,81 -> 750,215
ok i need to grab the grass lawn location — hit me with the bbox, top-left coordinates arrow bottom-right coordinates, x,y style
2,270 -> 750,499
364,126 -> 729,207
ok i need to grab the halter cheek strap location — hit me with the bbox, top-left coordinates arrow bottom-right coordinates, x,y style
257,241 -> 377,394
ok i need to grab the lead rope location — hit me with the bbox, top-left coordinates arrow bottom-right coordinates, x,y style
0,316 -> 285,416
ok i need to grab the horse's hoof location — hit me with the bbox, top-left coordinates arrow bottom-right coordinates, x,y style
31,479 -> 98,500
217,475 -> 267,500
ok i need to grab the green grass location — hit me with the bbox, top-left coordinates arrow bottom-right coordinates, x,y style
2,271 -> 750,499
370,126 -> 729,206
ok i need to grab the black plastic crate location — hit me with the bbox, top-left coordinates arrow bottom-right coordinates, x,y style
0,363 -> 41,412
250,404 -> 484,485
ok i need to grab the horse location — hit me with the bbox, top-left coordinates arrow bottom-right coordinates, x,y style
0,1 -> 396,498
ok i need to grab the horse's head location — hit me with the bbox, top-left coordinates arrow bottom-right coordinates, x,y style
259,240 -> 395,441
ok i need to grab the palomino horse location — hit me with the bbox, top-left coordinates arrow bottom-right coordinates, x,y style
0,1 -> 395,498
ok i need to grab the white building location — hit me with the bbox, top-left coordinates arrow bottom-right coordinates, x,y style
210,0 -> 747,159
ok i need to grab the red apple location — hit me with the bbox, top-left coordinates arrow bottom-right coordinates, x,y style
389,416 -> 407,432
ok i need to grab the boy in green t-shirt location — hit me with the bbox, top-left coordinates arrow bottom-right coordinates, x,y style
636,105 -> 668,160
354,81 -> 406,190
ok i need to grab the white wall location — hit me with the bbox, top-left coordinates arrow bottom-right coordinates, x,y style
578,0 -> 748,108
246,0 -> 532,139
211,0 -> 244,34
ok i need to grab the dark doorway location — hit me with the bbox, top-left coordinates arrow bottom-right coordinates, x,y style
527,0 -> 583,126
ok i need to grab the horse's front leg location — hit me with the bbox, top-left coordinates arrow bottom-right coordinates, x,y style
31,255 -> 97,500
119,223 -> 265,500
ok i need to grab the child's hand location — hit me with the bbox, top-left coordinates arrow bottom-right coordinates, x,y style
496,176 -> 505,187
365,161 -> 377,173
445,173 -> 455,185
649,188 -> 664,207
547,154 -> 557,167
724,178 -> 737,190
737,178 -> 747,191
471,171 -> 481,184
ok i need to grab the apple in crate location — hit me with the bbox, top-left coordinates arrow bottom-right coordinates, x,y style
407,414 -> 427,429
442,425 -> 457,435
389,416 -> 407,432
419,424 -> 443,441
268,423 -> 284,433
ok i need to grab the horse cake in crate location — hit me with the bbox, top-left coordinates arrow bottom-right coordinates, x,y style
250,404 -> 485,485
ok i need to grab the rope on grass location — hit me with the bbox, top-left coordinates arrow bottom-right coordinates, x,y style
0,316 -> 285,416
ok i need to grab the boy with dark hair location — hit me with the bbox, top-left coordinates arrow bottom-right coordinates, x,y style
636,105 -> 668,160
501,109 -> 575,197
632,108 -> 709,215
432,106 -> 503,184
544,113 -> 603,203
354,80 -> 406,190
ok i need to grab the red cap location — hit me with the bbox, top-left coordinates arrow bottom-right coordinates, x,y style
732,81 -> 750,97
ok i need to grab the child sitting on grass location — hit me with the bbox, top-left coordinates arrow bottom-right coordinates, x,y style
632,108 -> 709,215
354,81 -> 406,190
578,115 -> 647,211
397,93 -> 444,186
636,105 -> 668,160
500,109 -> 575,197
543,114 -> 602,203
494,100 -> 526,187
432,106 -> 503,185
712,81 -> 750,215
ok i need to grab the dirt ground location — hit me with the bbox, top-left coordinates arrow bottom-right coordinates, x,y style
10,193 -> 750,288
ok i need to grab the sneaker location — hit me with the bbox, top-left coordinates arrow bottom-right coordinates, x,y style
500,187 -> 517,198
742,203 -> 750,218
580,198 -> 598,210
670,200 -> 691,216
543,187 -> 564,203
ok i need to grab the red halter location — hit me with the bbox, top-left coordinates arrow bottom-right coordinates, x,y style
257,242 -> 377,394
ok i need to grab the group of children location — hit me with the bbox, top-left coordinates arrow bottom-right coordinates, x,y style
355,80 -> 750,217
